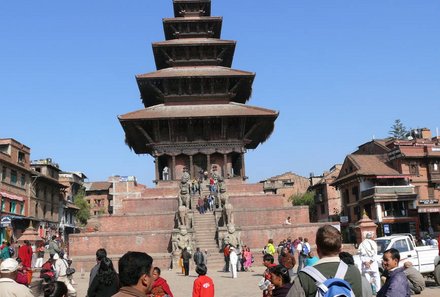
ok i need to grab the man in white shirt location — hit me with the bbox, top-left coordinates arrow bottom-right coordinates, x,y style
229,246 -> 238,278
54,253 -> 77,296
358,232 -> 381,292
296,237 -> 305,272
0,258 -> 34,297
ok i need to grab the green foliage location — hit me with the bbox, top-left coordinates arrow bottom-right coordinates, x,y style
289,191 -> 317,221
389,119 -> 408,139
73,187 -> 90,226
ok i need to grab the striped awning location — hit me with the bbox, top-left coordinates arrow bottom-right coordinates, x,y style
0,191 -> 25,202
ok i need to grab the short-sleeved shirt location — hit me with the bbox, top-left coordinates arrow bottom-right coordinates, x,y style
0,278 -> 34,297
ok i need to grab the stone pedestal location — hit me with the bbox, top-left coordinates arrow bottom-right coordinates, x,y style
354,213 -> 378,244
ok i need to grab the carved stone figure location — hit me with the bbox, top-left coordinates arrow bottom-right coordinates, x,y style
222,224 -> 241,248
172,227 -> 192,254
178,179 -> 191,208
217,178 -> 228,208
222,203 -> 234,226
177,205 -> 188,228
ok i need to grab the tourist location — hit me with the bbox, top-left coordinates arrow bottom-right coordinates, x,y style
182,247 -> 191,276
339,251 -> 372,297
0,241 -> 11,260
358,232 -> 381,292
193,264 -> 214,297
287,225 -> 362,297
266,239 -> 276,256
223,244 -> 230,272
0,258 -> 34,296
262,253 -> 277,297
203,249 -> 209,266
244,246 -> 253,272
279,247 -> 296,278
150,266 -> 174,297
229,246 -> 238,278
403,261 -> 425,295
53,253 -> 76,296
42,280 -> 68,297
48,235 -> 61,259
197,197 -> 205,214
377,248 -> 410,297
90,248 -> 107,286
40,257 -> 56,281
304,251 -> 319,267
113,251 -> 154,297
35,241 -> 46,268
18,240 -> 33,269
193,247 -> 205,268
87,257 -> 119,297
162,166 -> 169,181
268,265 -> 292,297
284,217 -> 292,225
295,237 -> 304,272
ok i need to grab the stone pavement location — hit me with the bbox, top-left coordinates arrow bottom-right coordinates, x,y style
36,265 -> 440,297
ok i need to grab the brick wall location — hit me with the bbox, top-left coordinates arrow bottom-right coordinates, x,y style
95,213 -> 176,232
232,206 -> 309,227
122,197 -> 178,213
229,194 -> 287,209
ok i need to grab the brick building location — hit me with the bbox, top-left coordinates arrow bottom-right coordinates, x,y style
30,159 -> 66,240
59,172 -> 86,240
84,181 -> 113,216
261,172 -> 310,198
309,165 -> 342,222
0,138 -> 31,242
333,128 -> 440,241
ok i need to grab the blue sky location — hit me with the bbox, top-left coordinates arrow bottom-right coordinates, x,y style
1,1 -> 439,186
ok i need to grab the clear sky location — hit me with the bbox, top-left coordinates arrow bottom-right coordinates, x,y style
1,1 -> 439,186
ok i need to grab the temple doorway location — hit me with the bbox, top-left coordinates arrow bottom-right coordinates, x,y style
193,154 -> 207,177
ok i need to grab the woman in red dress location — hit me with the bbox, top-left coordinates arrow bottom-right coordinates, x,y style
149,267 -> 174,297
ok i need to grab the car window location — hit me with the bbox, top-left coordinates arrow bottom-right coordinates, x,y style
391,239 -> 409,253
376,239 -> 391,254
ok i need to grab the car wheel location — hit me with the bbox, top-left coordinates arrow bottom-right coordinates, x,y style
434,264 -> 440,286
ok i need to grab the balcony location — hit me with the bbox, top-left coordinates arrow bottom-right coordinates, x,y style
429,172 -> 440,183
361,185 -> 416,201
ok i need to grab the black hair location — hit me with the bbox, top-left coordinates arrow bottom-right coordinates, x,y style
96,248 -> 107,261
97,257 -> 117,286
195,263 -> 207,275
52,235 -> 57,240
269,265 -> 291,285
338,252 -> 354,265
118,251 -> 153,286
43,281 -> 68,297
153,266 -> 161,275
384,248 -> 400,261
263,253 -> 274,263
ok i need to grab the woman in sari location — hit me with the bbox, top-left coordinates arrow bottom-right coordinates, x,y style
149,267 -> 174,297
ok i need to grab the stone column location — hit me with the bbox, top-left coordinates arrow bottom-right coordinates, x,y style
207,154 -> 211,173
240,153 -> 246,178
154,156 -> 159,181
223,154 -> 228,177
189,155 -> 194,178
172,155 -> 176,180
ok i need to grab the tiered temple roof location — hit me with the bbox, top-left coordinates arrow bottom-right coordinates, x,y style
119,0 -> 278,181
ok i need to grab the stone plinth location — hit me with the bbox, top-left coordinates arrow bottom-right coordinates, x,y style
354,213 -> 378,244
123,198 -> 178,213
93,213 -> 176,232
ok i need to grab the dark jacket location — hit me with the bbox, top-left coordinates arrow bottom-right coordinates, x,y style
377,267 -> 410,297
87,271 -> 119,297
194,251 -> 204,265
182,250 -> 191,263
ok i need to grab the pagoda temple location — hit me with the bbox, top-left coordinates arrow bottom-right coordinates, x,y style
119,0 -> 278,182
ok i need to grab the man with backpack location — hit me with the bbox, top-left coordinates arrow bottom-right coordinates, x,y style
287,225 -> 362,297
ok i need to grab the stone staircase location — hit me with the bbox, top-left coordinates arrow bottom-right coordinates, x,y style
191,193 -> 225,268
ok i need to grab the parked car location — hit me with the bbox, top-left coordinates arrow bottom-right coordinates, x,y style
354,234 -> 440,285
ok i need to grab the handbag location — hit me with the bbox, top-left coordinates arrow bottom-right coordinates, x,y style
62,258 -> 75,276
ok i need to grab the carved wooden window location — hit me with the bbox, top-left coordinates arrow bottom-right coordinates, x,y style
409,162 -> 419,176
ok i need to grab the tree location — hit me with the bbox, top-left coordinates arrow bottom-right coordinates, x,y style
73,187 -> 90,226
389,119 -> 408,139
289,191 -> 317,222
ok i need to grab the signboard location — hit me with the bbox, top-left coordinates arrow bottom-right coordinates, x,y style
418,207 -> 440,213
0,216 -> 11,227
340,216 -> 349,223
383,224 -> 390,235
419,199 -> 439,205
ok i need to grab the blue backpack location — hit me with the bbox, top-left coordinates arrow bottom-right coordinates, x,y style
302,243 -> 310,255
301,261 -> 355,297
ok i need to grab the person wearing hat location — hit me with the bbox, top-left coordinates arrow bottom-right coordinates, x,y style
358,231 -> 381,292
0,258 -> 34,296
229,246 -> 238,278
53,252 -> 77,296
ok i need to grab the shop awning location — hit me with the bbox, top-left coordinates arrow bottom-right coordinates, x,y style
0,191 -> 25,202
